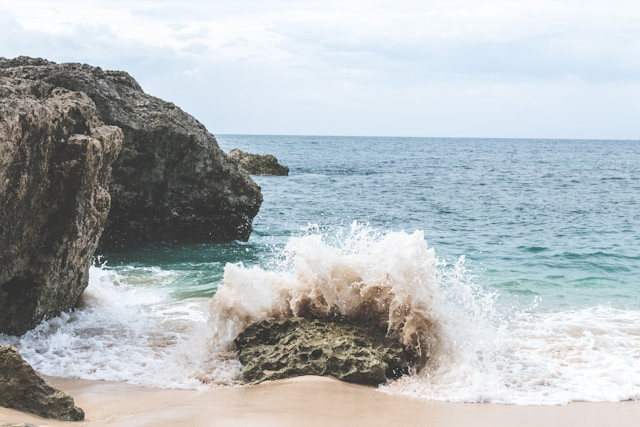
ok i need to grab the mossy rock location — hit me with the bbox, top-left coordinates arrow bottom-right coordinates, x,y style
234,317 -> 415,385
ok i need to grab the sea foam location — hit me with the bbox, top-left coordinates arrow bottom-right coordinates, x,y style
383,305 -> 640,404
2,224 -> 639,404
0,265 -> 214,389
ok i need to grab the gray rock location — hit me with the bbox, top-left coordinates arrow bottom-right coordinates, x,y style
0,57 -> 263,249
229,148 -> 289,176
234,317 -> 415,386
0,76 -> 122,335
0,345 -> 84,421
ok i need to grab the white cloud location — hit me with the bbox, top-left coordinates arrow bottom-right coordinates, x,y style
1,0 -> 638,138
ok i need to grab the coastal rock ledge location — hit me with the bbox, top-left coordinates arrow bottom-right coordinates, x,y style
234,318 -> 415,385
0,75 -> 122,335
229,148 -> 289,176
0,57 -> 263,249
0,345 -> 84,421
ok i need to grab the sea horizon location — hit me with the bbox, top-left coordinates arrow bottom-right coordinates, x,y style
217,133 -> 640,142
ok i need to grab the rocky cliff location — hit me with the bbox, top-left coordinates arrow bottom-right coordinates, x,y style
0,75 -> 122,334
0,57 -> 262,249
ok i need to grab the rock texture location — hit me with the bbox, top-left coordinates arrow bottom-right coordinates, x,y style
0,75 -> 122,335
0,345 -> 84,421
229,148 -> 289,176
0,57 -> 263,249
234,317 -> 415,385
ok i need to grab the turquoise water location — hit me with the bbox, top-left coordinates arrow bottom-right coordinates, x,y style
3,135 -> 640,403
106,136 -> 640,310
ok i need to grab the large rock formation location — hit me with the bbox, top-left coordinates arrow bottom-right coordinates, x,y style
0,57 -> 262,249
228,148 -> 289,176
234,317 -> 415,385
0,345 -> 84,421
0,75 -> 122,335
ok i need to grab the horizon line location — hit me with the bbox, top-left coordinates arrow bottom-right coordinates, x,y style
215,133 -> 640,142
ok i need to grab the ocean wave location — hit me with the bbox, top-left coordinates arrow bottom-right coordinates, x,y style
2,224 -> 639,404
207,223 -> 640,404
207,222 -> 497,378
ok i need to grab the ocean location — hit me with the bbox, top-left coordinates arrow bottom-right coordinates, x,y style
2,135 -> 639,404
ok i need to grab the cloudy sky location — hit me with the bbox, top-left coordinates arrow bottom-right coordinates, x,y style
1,0 -> 639,139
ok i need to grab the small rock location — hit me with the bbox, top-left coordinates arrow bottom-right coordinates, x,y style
229,148 -> 289,176
0,346 -> 84,421
234,317 -> 415,385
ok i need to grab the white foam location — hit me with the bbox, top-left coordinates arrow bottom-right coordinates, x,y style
0,266 -> 219,389
383,306 -> 640,404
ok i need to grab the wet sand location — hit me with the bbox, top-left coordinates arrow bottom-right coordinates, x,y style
1,375 -> 639,426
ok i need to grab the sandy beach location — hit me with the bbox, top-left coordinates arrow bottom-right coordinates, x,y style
0,376 -> 638,427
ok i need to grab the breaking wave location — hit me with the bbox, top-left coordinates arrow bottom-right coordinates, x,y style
208,223 -> 640,404
208,223 -> 496,374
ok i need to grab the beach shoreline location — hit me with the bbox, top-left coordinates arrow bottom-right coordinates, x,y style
1,376 -> 638,426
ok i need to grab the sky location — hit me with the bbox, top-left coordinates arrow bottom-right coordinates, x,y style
1,0 -> 639,139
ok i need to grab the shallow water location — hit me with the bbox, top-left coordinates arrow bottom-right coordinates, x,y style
2,136 -> 639,404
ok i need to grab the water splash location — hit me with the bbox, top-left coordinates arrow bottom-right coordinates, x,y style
208,223 -> 494,373
208,223 -> 640,403
0,266 -> 213,389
